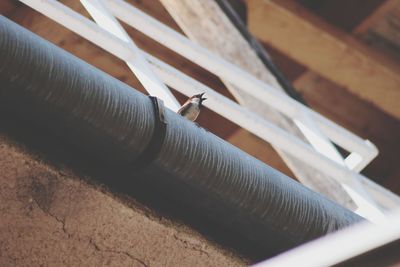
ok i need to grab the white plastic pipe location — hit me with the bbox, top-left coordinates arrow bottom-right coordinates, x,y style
254,209 -> 400,267
80,0 -> 180,111
105,0 -> 378,167
18,0 -> 376,172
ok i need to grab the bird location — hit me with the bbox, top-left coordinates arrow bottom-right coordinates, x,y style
177,93 -> 207,121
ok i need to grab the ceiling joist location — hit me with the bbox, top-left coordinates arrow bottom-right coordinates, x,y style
248,0 -> 400,119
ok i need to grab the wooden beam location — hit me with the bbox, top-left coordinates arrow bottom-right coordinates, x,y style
159,0 -> 356,208
357,2 -> 400,54
248,0 -> 400,119
354,0 -> 400,34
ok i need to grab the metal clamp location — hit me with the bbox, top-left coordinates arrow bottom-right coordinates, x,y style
130,96 -> 167,171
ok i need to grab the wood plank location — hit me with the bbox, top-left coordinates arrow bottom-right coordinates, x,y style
248,0 -> 400,119
369,8 -> 400,45
159,0 -> 356,208
353,0 -> 400,60
354,0 -> 400,34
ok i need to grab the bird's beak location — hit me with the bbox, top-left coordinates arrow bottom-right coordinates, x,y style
199,92 -> 206,101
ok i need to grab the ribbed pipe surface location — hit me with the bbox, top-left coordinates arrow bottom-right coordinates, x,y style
0,16 -> 362,255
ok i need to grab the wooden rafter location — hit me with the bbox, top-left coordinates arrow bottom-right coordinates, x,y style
247,0 -> 400,119
354,0 -> 400,34
355,0 -> 400,55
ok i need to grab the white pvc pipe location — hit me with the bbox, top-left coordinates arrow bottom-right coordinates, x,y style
254,209 -> 400,267
18,0 -> 375,168
105,0 -> 378,165
79,0 -> 180,112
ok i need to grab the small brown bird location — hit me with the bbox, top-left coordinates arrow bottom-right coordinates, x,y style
178,93 -> 207,121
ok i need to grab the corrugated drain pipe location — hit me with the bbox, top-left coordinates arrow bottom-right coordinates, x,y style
0,16 -> 362,256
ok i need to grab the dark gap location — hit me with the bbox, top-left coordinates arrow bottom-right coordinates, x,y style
299,0 -> 385,32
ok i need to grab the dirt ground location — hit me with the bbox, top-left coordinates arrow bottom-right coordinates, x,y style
0,133 -> 247,267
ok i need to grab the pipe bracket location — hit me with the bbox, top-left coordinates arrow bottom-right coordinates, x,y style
130,96 -> 167,170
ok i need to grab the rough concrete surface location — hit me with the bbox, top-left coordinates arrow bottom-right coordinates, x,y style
0,136 -> 246,267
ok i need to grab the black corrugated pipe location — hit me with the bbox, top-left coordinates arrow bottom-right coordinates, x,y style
0,16 -> 362,257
